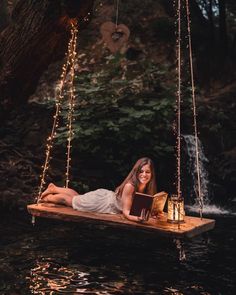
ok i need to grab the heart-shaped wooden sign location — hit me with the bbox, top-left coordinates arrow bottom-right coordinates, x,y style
100,21 -> 130,53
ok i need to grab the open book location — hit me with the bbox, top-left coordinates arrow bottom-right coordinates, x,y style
129,191 -> 168,220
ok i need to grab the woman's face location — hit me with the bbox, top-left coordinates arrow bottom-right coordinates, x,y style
138,164 -> 152,185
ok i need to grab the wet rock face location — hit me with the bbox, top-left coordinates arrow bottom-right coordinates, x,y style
207,150 -> 235,205
212,148 -> 236,202
199,90 -> 236,204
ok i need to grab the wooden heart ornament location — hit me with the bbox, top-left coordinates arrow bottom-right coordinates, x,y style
100,21 -> 130,53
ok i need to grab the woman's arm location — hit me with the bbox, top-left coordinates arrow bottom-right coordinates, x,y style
121,183 -> 143,222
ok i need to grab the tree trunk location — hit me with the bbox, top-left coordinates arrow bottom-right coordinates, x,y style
0,0 -> 95,110
218,0 -> 228,55
0,0 -> 10,31
208,0 -> 215,45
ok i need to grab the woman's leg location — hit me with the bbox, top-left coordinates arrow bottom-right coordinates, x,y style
41,183 -> 78,198
41,193 -> 73,207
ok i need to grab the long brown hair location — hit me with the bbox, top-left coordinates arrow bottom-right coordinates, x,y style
115,157 -> 157,198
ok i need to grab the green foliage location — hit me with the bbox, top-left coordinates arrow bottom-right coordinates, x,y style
49,55 -> 176,180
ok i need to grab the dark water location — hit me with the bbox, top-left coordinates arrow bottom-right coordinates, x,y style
0,209 -> 235,295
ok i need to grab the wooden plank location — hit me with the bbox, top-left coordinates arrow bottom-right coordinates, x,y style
27,203 -> 215,238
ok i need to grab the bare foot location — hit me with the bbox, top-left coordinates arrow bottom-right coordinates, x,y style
39,194 -> 54,203
41,183 -> 56,198
38,196 -> 46,203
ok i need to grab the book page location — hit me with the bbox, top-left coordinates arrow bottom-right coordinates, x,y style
151,192 -> 168,215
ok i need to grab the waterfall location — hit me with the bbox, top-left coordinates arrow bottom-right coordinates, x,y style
183,134 -> 210,205
183,135 -> 232,215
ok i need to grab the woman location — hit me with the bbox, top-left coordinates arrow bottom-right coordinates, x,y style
40,157 -> 157,222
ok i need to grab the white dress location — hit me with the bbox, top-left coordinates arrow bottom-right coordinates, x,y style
72,188 -> 122,214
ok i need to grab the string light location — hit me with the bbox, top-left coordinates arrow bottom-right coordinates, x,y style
173,0 -> 203,222
35,23 -> 79,207
172,0 -> 183,229
65,23 -> 78,188
185,0 -> 203,218
176,0 -> 182,203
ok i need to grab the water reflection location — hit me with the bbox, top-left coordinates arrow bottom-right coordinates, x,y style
0,211 -> 235,294
29,260 -> 129,294
173,239 -> 186,261
29,259 -> 92,293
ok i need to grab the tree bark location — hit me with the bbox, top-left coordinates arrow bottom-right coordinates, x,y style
208,0 -> 215,45
218,0 -> 228,55
0,0 -> 10,31
0,0 -> 95,110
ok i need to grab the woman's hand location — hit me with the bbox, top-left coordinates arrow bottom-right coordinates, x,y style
138,208 -> 149,223
121,184 -> 150,223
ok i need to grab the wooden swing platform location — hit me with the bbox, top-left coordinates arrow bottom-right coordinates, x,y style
27,203 -> 215,238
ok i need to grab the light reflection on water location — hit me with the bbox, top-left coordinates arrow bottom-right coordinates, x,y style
29,259 -> 92,294
0,210 -> 235,294
28,258 -> 128,294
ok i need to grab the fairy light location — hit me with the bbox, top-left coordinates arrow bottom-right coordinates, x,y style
82,11 -> 91,23
185,0 -> 203,218
65,23 -> 78,188
169,0 -> 183,229
35,22 -> 79,208
176,0 -> 182,202
175,0 -> 183,229
36,85 -> 65,204
171,0 -> 203,224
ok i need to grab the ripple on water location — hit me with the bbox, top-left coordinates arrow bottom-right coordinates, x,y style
0,211 -> 235,294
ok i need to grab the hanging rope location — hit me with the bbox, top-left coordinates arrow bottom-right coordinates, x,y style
35,31 -> 76,206
174,0 -> 203,221
34,23 -> 78,210
176,0 -> 182,228
176,0 -> 182,202
185,0 -> 203,218
175,0 -> 203,224
115,0 -> 120,28
65,23 -> 78,188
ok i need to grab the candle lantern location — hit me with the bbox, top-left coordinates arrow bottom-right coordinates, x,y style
167,194 -> 185,223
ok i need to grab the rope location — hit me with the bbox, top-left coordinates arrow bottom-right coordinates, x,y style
174,0 -> 203,222
32,24 -> 79,225
65,24 -> 78,188
115,0 -> 120,28
176,0 -> 182,202
175,0 -> 182,228
185,0 -> 203,218
36,28 -> 75,204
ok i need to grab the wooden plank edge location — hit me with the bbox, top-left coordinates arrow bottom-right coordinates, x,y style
184,219 -> 215,238
27,205 -> 181,237
27,204 -> 215,239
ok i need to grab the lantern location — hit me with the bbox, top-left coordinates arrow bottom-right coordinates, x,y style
167,195 -> 185,223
